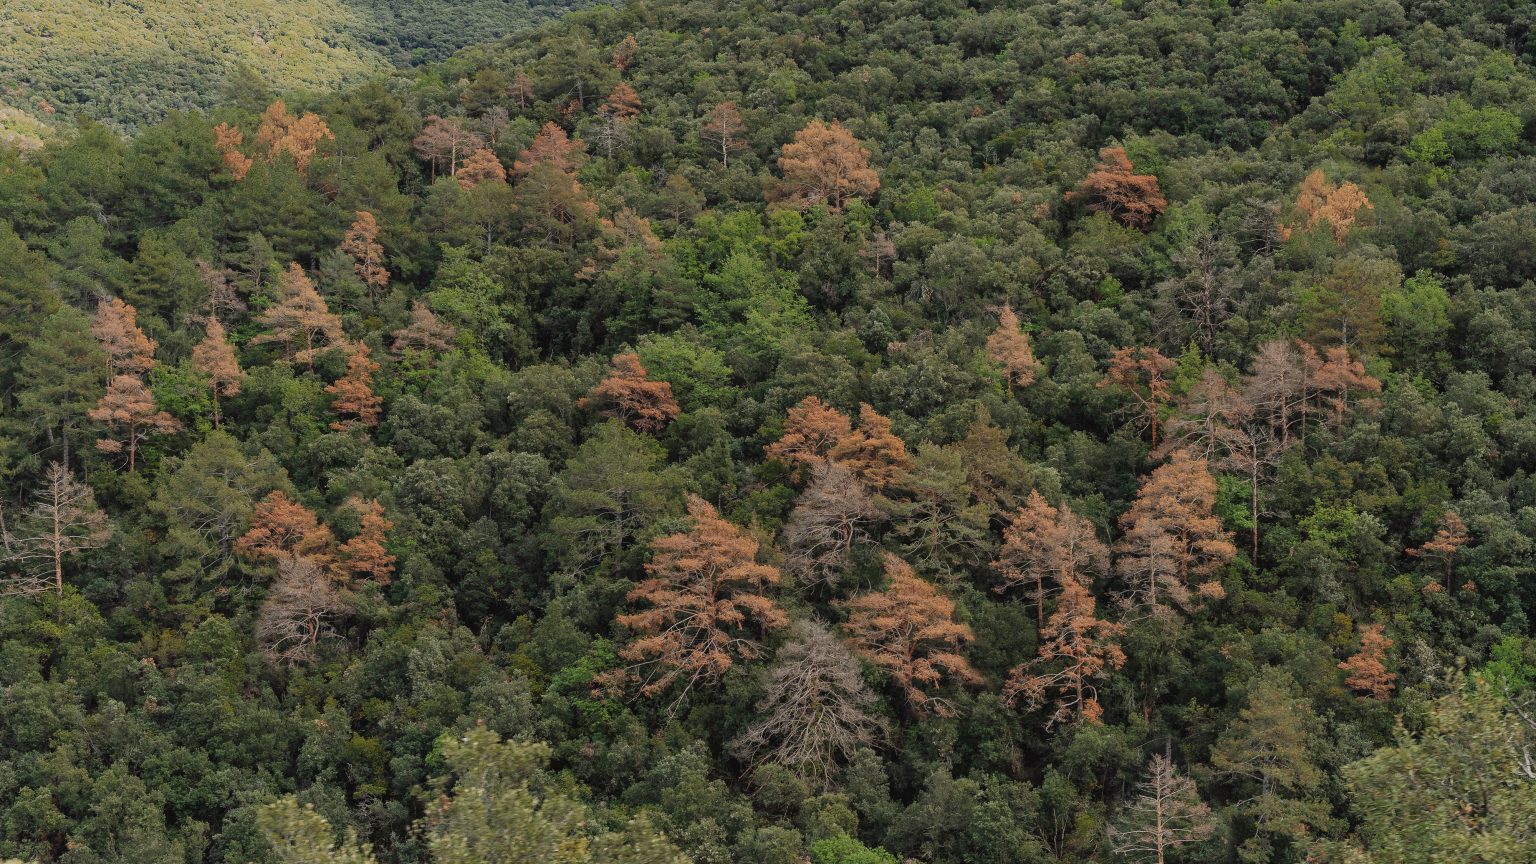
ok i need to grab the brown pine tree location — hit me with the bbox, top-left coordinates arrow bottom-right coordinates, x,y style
91,296 -> 157,377
1313,345 -> 1381,431
512,122 -> 586,177
510,71 -> 535,110
1286,169 -> 1372,244
579,353 -> 681,434
337,498 -> 394,585
191,315 -> 245,429
594,82 -> 642,159
455,148 -> 507,189
1408,509 -> 1470,594
1004,578 -> 1126,727
765,396 -> 854,481
254,263 -> 346,366
830,403 -> 911,490
236,490 -> 336,567
1108,754 -> 1215,864
412,115 -> 484,179
611,34 -> 639,70
839,554 -> 978,717
614,495 -> 787,702
782,461 -> 886,588
1065,146 -> 1167,229
700,102 -> 748,168
1339,622 -> 1395,701
1100,346 -> 1176,449
390,301 -> 458,357
1115,450 -> 1236,617
986,302 -> 1041,391
339,211 -> 390,303
256,556 -> 349,665
255,100 -> 334,175
995,490 -> 1110,628
0,461 -> 109,597
212,122 -> 254,180
776,120 -> 879,210
89,375 -> 181,472
325,345 -> 383,431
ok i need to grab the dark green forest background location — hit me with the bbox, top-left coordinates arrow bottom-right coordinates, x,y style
1,0 -> 1535,862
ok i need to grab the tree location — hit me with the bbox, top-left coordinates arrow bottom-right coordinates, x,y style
255,100 -> 334,175
0,462 -> 108,597
423,726 -> 688,864
1108,755 -> 1215,864
337,497 -> 394,585
91,296 -> 156,377
1286,169 -> 1372,244
614,494 -> 787,702
391,300 -> 458,356
1312,345 -> 1381,431
236,490 -> 335,566
1100,346 -> 1176,449
594,82 -> 641,159
830,403 -> 911,491
456,148 -> 506,189
579,352 -> 681,434
985,303 -> 1040,391
339,211 -> 389,303
1409,509 -> 1469,593
994,490 -> 1109,628
1211,670 -> 1325,858
15,306 -> 104,465
254,263 -> 346,365
765,396 -> 854,481
777,120 -> 879,210
783,461 -> 886,588
611,34 -> 639,70
1065,146 -> 1166,228
1003,579 -> 1125,727
838,554 -> 977,717
1301,255 -> 1395,354
190,315 -> 244,428
700,102 -> 748,168
732,620 -> 885,789
325,344 -> 383,431
256,797 -> 377,864
256,555 -> 349,664
212,122 -> 253,180
1340,623 -> 1395,700
510,71 -> 535,110
512,122 -> 586,177
90,374 -> 180,471
1115,450 -> 1235,617
413,115 -> 484,179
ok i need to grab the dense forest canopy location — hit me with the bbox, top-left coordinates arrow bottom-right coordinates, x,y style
2,0 -> 1536,862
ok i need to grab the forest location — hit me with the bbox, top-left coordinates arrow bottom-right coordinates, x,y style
1,0 -> 1536,862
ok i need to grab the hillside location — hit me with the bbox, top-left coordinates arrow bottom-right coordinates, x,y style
2,0 -> 1536,863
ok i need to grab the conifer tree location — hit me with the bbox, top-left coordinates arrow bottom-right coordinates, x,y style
236,490 -> 335,566
1109,755 -> 1215,864
1004,578 -> 1125,727
325,345 -> 383,431
777,120 -> 879,210
831,404 -> 911,491
995,490 -> 1109,627
1066,146 -> 1166,228
700,102 -> 748,168
191,316 -> 244,429
91,296 -> 157,378
579,352 -> 680,434
1100,346 -> 1175,449
765,396 -> 854,481
986,303 -> 1040,391
1340,623 -> 1395,700
90,374 -> 181,472
1115,450 -> 1235,617
339,211 -> 389,303
0,462 -> 109,597
254,263 -> 346,366
337,498 -> 394,585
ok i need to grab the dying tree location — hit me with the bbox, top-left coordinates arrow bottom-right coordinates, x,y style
594,82 -> 641,159
765,396 -> 854,481
91,296 -> 157,377
732,620 -> 885,789
0,462 -> 109,597
830,403 -> 911,491
579,352 -> 681,434
213,122 -> 254,180
1115,450 -> 1235,618
339,211 -> 389,304
90,374 -> 181,472
512,122 -> 586,177
1108,754 -> 1215,864
994,490 -> 1110,628
839,554 -> 978,717
776,120 -> 879,210
1100,346 -> 1176,449
325,345 -> 383,431
255,100 -> 334,175
782,461 -> 886,589
1285,169 -> 1372,244
613,495 -> 787,703
390,301 -> 458,357
412,115 -> 484,179
256,556 -> 349,665
1313,345 -> 1381,431
700,102 -> 748,168
337,498 -> 394,585
1004,578 -> 1125,728
1065,146 -> 1166,229
455,148 -> 507,189
191,316 -> 244,429
1340,622 -> 1395,701
986,302 -> 1041,392
235,490 -> 335,567
253,263 -> 346,366
1408,509 -> 1470,594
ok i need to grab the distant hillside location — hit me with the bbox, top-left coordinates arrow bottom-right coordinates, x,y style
0,0 -> 592,135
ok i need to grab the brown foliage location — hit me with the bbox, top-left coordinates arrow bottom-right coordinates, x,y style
340,211 -> 390,300
1287,169 -> 1372,244
515,162 -> 599,242
326,345 -> 383,431
580,353 -> 681,434
1313,345 -> 1381,431
986,303 -> 1041,391
0,462 -> 109,597
253,263 -> 346,366
191,316 -> 244,428
256,556 -> 349,665
1115,450 -> 1236,617
337,498 -> 394,585
776,120 -> 879,210
391,301 -> 458,356
765,396 -> 854,480
412,115 -> 484,179
1408,509 -> 1469,593
92,296 -> 157,377
1100,346 -> 1175,448
512,122 -> 586,177
455,148 -> 507,189
1004,579 -> 1125,727
615,495 -> 787,701
89,375 -> 180,472
611,34 -> 638,70
236,490 -> 336,566
995,490 -> 1109,628
1339,622 -> 1395,701
839,554 -> 978,717
700,102 -> 748,168
212,122 -> 253,180
255,100 -> 334,175
830,404 -> 912,490
782,461 -> 887,588
1108,754 -> 1215,862
1066,146 -> 1167,229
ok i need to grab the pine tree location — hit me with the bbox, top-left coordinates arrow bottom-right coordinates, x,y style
512,122 -> 586,177
325,345 -> 383,431
255,100 -> 334,175
91,296 -> 157,377
390,301 -> 458,357
236,490 -> 335,566
782,460 -> 886,588
191,316 -> 244,429
1004,579 -> 1125,728
337,498 -> 394,585
1286,169 -> 1372,244
831,403 -> 911,491
839,554 -> 978,717
90,374 -> 181,472
1115,450 -> 1235,617
256,556 -> 349,665
995,490 -> 1109,628
1340,623 -> 1395,700
776,120 -> 879,210
213,122 -> 253,180
254,263 -> 346,366
985,303 -> 1040,391
455,148 -> 507,189
1100,346 -> 1175,449
1065,146 -> 1167,229
1109,755 -> 1215,864
700,102 -> 748,168
579,352 -> 681,433
0,462 -> 109,597
339,211 -> 389,304
765,396 -> 854,481
1409,509 -> 1470,594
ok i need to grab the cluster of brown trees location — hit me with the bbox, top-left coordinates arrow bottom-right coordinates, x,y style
88,297 -> 180,470
213,100 -> 335,180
